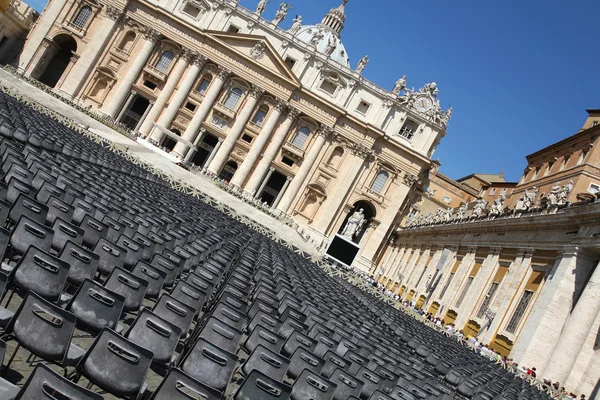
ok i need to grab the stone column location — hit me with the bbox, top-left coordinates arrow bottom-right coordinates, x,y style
172,66 -> 231,158
115,90 -> 137,122
184,128 -> 206,162
59,6 -> 123,97
151,56 -> 207,142
230,100 -> 286,187
244,108 -> 300,195
203,137 -> 223,170
19,0 -> 69,73
542,260 -> 600,383
104,28 -> 161,117
207,85 -> 264,175
139,48 -> 195,136
134,100 -> 154,132
276,126 -> 332,213
255,167 -> 275,198
272,176 -> 292,209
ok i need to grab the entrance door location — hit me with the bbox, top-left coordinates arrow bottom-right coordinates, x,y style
161,129 -> 180,152
258,170 -> 287,207
38,35 -> 77,88
192,134 -> 218,167
120,96 -> 149,130
219,160 -> 237,182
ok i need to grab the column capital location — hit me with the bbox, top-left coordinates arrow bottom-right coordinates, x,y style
194,54 -> 208,68
105,5 -> 124,21
181,48 -> 197,63
248,85 -> 265,99
217,137 -> 224,143
143,28 -> 161,43
560,245 -> 579,257
269,167 -> 275,172
349,142 -> 375,160
286,176 -> 293,182
216,66 -> 232,80
317,124 -> 336,141
274,99 -> 289,113
130,89 -> 137,96
516,247 -> 535,258
286,107 -> 300,121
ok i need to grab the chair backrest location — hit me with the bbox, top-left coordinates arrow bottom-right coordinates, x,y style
7,291 -> 76,364
241,344 -> 290,382
35,180 -> 64,204
59,240 -> 99,287
45,195 -> 74,226
67,279 -> 125,333
93,237 -> 127,277
102,216 -> 123,243
170,281 -> 208,313
368,390 -> 395,400
6,176 -> 36,205
282,330 -> 318,358
234,369 -> 292,400
72,198 -> 96,225
152,294 -> 196,336
291,369 -> 337,400
10,215 -> 54,255
14,246 -> 70,301
125,309 -> 182,366
79,214 -> 108,249
15,363 -> 103,400
198,316 -> 243,355
150,253 -> 179,288
180,338 -> 238,393
287,345 -> 325,380
51,217 -> 84,252
131,260 -> 166,299
356,366 -> 385,399
76,328 -> 153,398
104,267 -> 148,312
244,323 -> 285,355
116,234 -> 144,269
148,368 -> 222,400
329,368 -> 364,400
389,386 -> 417,400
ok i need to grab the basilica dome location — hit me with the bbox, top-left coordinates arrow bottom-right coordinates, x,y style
292,1 -> 351,68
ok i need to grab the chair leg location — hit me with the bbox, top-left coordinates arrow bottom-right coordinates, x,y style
3,342 -> 20,375
4,290 -> 15,308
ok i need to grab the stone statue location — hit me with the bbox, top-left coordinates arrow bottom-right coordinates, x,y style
288,15 -> 302,34
546,182 -> 562,207
515,187 -> 537,213
399,88 -> 416,107
422,82 -> 439,97
472,198 -> 487,219
558,180 -> 573,205
442,107 -> 453,125
310,29 -> 324,46
443,207 -> 453,222
456,203 -> 468,221
424,213 -> 434,225
272,2 -> 291,25
392,75 -> 407,96
255,0 -> 268,15
356,55 -> 369,74
490,194 -> 506,217
341,208 -> 366,239
324,35 -> 336,56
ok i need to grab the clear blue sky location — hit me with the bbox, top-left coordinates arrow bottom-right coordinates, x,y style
27,0 -> 600,182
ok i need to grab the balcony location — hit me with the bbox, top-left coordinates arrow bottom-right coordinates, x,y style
212,102 -> 237,121
282,142 -> 305,160
63,21 -> 86,37
143,65 -> 167,82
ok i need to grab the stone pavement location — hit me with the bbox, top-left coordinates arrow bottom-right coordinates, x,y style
0,69 -> 319,257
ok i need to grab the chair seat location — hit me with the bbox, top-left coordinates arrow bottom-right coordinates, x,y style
0,306 -> 14,328
64,343 -> 86,367
0,377 -> 20,400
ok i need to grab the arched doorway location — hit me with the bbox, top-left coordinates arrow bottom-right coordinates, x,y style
338,200 -> 376,244
219,160 -> 237,182
38,35 -> 77,88
192,133 -> 218,167
161,129 -> 180,152
120,95 -> 150,130
258,169 -> 287,206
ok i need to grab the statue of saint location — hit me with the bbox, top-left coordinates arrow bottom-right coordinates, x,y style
341,208 -> 366,239
310,29 -> 324,46
472,198 -> 487,218
356,55 -> 369,74
547,182 -> 562,206
392,75 -> 406,96
255,0 -> 268,15
324,35 -> 336,56
272,2 -> 290,25
288,15 -> 302,34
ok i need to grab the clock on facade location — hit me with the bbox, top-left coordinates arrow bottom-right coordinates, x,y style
414,96 -> 432,112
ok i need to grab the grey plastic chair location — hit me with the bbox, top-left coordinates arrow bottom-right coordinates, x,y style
59,240 -> 99,287
241,344 -> 290,382
329,368 -> 364,400
8,194 -> 48,226
356,366 -> 385,399
152,294 -> 196,337
244,323 -> 285,354
79,214 -> 108,249
72,328 -> 153,399
10,215 -> 54,256
131,260 -> 166,300
45,195 -> 74,226
287,346 -> 325,380
51,217 -> 84,252
125,309 -> 182,367
198,316 -> 243,354
93,237 -> 127,277
148,368 -> 221,400
170,281 -> 207,314
67,279 -> 125,333
291,369 -> 337,400
14,363 -> 103,400
234,369 -> 292,400
104,267 -> 148,312
180,338 -> 237,393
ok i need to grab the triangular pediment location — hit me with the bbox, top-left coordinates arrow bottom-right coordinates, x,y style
206,31 -> 300,87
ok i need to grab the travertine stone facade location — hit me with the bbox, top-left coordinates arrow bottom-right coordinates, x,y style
0,0 -> 38,65
17,0 -> 451,270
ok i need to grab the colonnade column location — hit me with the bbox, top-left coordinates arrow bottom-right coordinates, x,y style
207,85 -> 264,175
203,138 -> 223,170
59,6 -> 124,97
172,66 -> 231,158
134,100 -> 154,132
272,176 -> 293,209
243,107 -> 299,195
151,56 -> 207,142
183,128 -> 206,162
138,48 -> 195,136
255,167 -> 275,198
230,100 -> 286,187
542,260 -> 600,383
115,90 -> 137,122
276,126 -> 333,213
104,28 -> 161,117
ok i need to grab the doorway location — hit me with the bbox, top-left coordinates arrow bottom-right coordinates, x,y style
258,170 -> 287,206
120,95 -> 150,130
161,129 -> 180,152
219,160 -> 237,182
38,35 -> 77,88
192,133 -> 218,167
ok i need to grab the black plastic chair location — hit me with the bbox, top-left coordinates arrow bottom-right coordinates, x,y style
45,195 -> 74,226
131,261 -> 166,300
152,294 -> 196,337
148,368 -> 221,400
180,338 -> 237,393
59,240 -> 99,287
9,215 -> 54,256
241,344 -> 290,382
329,368 -> 364,400
51,217 -> 84,252
125,309 -> 182,367
234,369 -> 292,400
198,316 -> 243,354
104,267 -> 148,312
66,279 -> 125,333
93,237 -> 127,277
291,369 -> 337,400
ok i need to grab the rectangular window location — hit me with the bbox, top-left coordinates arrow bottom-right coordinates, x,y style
356,101 -> 371,114
320,80 -> 337,95
593,121 -> 599,127
282,156 -> 294,166
442,195 -> 452,204
143,80 -> 157,90
490,188 -> 497,195
182,2 -> 200,17
506,290 -> 534,333
284,56 -> 296,70
227,25 -> 240,33
455,276 -> 474,308
184,102 -> 196,112
476,282 -> 500,318
399,120 -> 418,140
241,134 -> 253,143
588,183 -> 600,194
439,272 -> 455,300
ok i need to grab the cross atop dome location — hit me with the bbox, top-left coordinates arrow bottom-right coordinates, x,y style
321,0 -> 348,36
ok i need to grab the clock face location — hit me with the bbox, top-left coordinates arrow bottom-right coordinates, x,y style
415,96 -> 432,112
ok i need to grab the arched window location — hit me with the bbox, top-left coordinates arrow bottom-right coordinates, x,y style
118,31 -> 136,52
370,170 -> 389,194
251,105 -> 269,126
291,126 -> 310,149
327,146 -> 344,168
72,6 -> 92,28
196,74 -> 212,94
223,87 -> 243,110
155,51 -> 174,73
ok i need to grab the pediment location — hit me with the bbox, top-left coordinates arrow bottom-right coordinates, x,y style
206,31 -> 300,87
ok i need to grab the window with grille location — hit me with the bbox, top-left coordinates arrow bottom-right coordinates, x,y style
506,290 -> 534,333
196,77 -> 212,94
370,171 -> 389,194
476,282 -> 500,318
455,276 -> 474,308
223,87 -> 243,110
291,126 -> 310,149
252,106 -> 269,126
439,272 -> 454,300
399,120 -> 418,140
73,6 -> 92,28
155,51 -> 174,73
